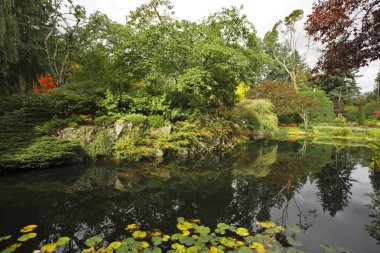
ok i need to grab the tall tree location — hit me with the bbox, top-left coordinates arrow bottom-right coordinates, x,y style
0,0 -> 51,95
264,10 -> 309,93
306,0 -> 380,72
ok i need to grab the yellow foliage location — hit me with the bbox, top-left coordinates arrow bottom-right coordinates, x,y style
125,224 -> 139,232
209,246 -> 219,253
250,242 -> 265,253
82,247 -> 95,253
235,82 -> 250,101
257,221 -> 276,228
163,235 -> 171,242
236,227 -> 249,237
41,243 -> 57,253
20,224 -> 38,233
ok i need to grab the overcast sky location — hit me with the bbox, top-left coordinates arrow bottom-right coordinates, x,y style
75,0 -> 379,92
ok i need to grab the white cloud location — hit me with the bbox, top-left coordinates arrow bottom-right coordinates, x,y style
74,0 -> 378,93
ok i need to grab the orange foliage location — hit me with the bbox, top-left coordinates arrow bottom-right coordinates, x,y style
33,74 -> 57,93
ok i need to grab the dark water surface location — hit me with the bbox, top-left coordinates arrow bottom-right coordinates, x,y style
0,141 -> 379,252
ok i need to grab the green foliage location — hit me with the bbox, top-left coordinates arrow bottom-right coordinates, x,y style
232,99 -> 278,135
364,101 -> 380,117
114,132 -> 156,161
332,128 -> 351,137
358,106 -> 366,125
37,115 -> 82,135
87,131 -> 113,158
333,114 -> 347,127
147,115 -> 165,128
122,114 -> 147,125
94,115 -> 115,127
344,105 -> 359,121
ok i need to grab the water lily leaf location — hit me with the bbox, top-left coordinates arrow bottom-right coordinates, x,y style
209,246 -> 219,253
236,228 -> 249,237
109,242 -> 122,249
182,231 -> 190,237
250,242 -> 265,253
179,236 -> 194,246
122,238 -> 135,245
132,231 -> 147,240
56,237 -> 70,246
0,235 -> 11,242
177,217 -> 185,223
151,237 -> 163,246
257,221 -> 276,229
191,219 -> 201,224
125,224 -> 139,232
0,248 -> 16,253
141,241 -> 150,248
217,223 -> 229,230
171,233 -> 182,241
81,247 -> 95,253
220,237 -> 235,248
171,243 -> 186,253
162,235 -> 171,242
177,222 -> 193,231
143,249 -> 152,253
198,235 -> 210,243
237,246 -> 251,253
195,226 -> 210,235
187,246 -> 201,253
18,232 -> 37,242
214,228 -> 225,235
289,224 -> 303,234
10,244 -> 21,249
151,230 -> 162,237
85,236 -> 103,247
20,225 -> 38,233
265,226 -> 284,234
152,247 -> 162,253
286,237 -> 303,247
40,243 -> 57,253
116,245 -> 129,253
244,236 -> 255,244
320,243 -> 354,253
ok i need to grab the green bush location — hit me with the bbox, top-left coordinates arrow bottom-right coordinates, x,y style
87,131 -> 113,158
37,115 -> 82,134
121,114 -> 147,125
358,106 -> 366,125
114,133 -> 156,161
94,115 -> 115,127
147,115 -> 165,128
364,101 -> 380,117
334,114 -> 347,126
344,105 -> 359,121
232,99 -> 278,135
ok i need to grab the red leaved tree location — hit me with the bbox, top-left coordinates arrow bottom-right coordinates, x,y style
33,73 -> 57,93
305,0 -> 380,72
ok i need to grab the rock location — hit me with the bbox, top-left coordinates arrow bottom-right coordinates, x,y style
150,125 -> 172,137
114,177 -> 124,190
57,126 -> 96,144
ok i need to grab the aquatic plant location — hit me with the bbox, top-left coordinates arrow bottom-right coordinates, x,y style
0,218 -> 352,253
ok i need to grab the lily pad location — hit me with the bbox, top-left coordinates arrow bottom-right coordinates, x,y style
40,243 -> 57,253
0,235 -> 11,242
18,232 -> 37,242
20,225 -> 38,233
236,227 -> 249,237
132,230 -> 147,239
85,236 -> 103,247
56,237 -> 70,246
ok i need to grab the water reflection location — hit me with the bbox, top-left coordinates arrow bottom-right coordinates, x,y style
0,141 -> 379,252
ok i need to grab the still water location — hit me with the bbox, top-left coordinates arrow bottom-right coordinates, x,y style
0,141 -> 379,252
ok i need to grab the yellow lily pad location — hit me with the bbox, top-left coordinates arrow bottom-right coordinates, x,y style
250,242 -> 265,253
236,227 -> 249,237
20,225 -> 38,233
41,243 -> 57,253
257,221 -> 276,229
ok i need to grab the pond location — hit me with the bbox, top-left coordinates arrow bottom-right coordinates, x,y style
0,141 -> 379,252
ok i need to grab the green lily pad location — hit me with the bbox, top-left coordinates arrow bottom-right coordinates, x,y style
56,237 -> 70,246
0,235 -> 11,242
151,237 -> 163,246
85,236 -> 102,247
18,232 -> 37,242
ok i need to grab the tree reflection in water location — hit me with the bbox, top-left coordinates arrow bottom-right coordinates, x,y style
0,141 -> 378,252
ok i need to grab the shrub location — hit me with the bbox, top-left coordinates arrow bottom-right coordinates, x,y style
364,101 -> 380,117
114,133 -> 156,161
38,115 -> 82,134
121,114 -> 147,125
87,131 -> 113,158
232,99 -> 278,135
94,115 -> 115,127
344,105 -> 359,121
332,128 -> 351,137
147,115 -> 165,128
334,114 -> 347,126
